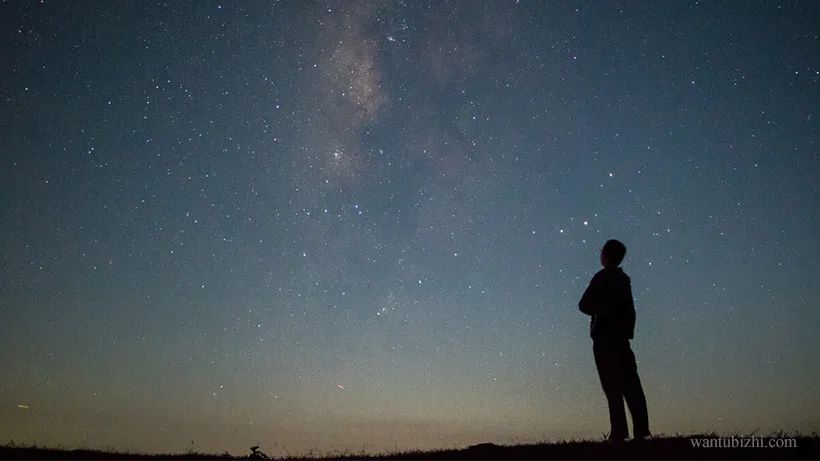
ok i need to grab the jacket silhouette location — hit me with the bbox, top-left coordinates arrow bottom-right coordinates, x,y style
579,266 -> 635,339
579,260 -> 649,441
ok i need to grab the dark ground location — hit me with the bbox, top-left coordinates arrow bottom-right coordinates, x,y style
2,434 -> 819,460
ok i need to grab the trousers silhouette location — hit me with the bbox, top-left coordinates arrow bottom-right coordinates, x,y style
592,337 -> 649,439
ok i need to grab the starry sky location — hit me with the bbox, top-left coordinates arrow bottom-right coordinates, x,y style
2,0 -> 819,456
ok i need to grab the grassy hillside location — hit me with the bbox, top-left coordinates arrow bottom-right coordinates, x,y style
2,433 -> 818,460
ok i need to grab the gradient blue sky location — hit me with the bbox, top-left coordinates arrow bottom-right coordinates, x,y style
1,0 -> 819,456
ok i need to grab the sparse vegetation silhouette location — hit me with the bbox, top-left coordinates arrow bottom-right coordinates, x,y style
248,445 -> 269,459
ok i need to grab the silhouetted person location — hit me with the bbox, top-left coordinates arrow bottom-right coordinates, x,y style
579,239 -> 650,441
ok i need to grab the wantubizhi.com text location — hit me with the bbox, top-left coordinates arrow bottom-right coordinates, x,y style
690,435 -> 797,448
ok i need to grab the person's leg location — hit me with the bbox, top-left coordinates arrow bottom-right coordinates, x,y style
593,340 -> 628,439
621,341 -> 650,439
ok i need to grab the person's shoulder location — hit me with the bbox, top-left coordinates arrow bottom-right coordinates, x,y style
602,266 -> 630,280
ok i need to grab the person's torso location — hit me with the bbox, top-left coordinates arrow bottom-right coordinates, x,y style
590,267 -> 635,339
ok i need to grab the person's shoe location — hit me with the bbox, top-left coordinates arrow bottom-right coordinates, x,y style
605,435 -> 627,446
632,431 -> 652,442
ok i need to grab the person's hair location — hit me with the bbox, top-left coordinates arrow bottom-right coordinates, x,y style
602,239 -> 627,266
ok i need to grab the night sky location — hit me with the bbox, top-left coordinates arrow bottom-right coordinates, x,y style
2,0 -> 819,456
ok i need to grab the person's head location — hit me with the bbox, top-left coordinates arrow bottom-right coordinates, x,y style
600,239 -> 626,268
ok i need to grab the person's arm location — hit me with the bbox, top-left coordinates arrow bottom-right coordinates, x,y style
624,277 -> 636,338
625,278 -> 635,311
579,273 -> 603,315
